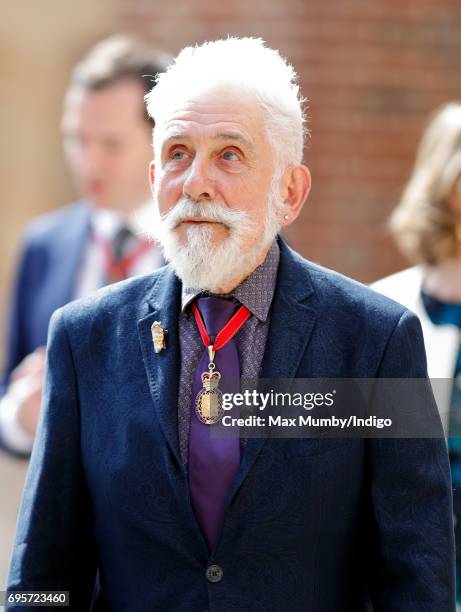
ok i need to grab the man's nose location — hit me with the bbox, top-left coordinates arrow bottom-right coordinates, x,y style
75,143 -> 104,178
182,157 -> 215,202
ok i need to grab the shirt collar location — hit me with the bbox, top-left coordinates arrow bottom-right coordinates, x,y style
181,239 -> 280,323
90,200 -> 153,242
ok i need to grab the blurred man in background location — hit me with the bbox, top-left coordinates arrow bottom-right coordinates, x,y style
0,35 -> 171,454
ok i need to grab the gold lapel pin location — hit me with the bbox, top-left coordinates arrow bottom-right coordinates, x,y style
151,321 -> 167,353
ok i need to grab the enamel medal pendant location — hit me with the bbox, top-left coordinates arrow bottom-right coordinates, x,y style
195,346 -> 224,425
191,302 -> 251,426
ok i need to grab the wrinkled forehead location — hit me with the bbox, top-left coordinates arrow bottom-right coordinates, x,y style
153,86 -> 268,150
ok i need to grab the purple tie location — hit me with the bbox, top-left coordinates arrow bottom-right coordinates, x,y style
189,296 -> 241,551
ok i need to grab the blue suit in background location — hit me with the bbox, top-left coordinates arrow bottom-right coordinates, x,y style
1,201 -> 91,395
6,239 -> 455,611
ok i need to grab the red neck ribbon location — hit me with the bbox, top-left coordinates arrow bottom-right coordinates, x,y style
97,236 -> 152,281
192,302 -> 251,351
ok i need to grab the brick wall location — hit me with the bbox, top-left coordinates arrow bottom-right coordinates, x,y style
116,0 -> 461,281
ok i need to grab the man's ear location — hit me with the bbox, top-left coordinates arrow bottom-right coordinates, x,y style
278,164 -> 311,226
149,161 -> 155,190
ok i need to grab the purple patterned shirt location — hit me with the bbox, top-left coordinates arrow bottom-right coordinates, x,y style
177,240 -> 280,467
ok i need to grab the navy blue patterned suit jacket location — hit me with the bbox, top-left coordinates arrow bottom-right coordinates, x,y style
6,238 -> 455,611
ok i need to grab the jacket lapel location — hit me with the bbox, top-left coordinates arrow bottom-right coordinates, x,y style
226,239 -> 319,507
137,266 -> 183,467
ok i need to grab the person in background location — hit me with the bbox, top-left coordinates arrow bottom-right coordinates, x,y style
0,35 -> 171,454
372,102 -> 461,607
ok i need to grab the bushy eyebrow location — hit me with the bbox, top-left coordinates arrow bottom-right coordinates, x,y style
216,133 -> 253,150
162,131 -> 254,153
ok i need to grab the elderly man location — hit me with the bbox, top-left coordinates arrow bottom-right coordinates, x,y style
0,36 -> 169,454
7,38 -> 455,611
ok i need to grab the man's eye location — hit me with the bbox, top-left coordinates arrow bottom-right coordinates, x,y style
170,149 -> 187,160
222,150 -> 239,161
103,140 -> 123,153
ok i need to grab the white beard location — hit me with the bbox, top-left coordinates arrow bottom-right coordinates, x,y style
151,189 -> 281,292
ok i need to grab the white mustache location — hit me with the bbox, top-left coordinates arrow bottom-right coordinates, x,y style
160,198 -> 252,232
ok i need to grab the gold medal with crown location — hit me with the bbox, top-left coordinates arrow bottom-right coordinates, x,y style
195,347 -> 224,425
192,302 -> 252,426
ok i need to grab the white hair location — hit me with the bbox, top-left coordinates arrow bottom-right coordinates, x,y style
145,37 -> 307,171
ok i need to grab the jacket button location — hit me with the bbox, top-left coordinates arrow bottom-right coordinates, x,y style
206,564 -> 223,583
